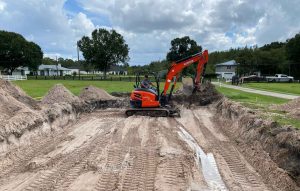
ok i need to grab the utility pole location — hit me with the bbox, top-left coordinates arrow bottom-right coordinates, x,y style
56,56 -> 59,76
77,41 -> 81,79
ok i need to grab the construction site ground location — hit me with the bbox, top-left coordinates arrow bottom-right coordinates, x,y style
0,108 -> 271,191
0,80 -> 299,191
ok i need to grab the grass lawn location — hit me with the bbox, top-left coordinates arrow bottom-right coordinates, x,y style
13,80 -> 180,99
216,86 -> 300,129
215,86 -> 288,108
241,82 -> 300,95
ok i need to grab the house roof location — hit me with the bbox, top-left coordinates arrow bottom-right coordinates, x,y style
215,60 -> 237,66
39,64 -> 71,71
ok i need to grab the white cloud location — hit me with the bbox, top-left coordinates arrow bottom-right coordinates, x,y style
0,0 -> 299,65
69,12 -> 97,38
0,0 -> 6,12
0,0 -> 98,59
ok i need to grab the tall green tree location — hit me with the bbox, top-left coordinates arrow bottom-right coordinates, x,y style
78,28 -> 129,78
286,33 -> 300,78
166,36 -> 202,76
286,33 -> 300,62
166,36 -> 202,62
0,30 -> 43,74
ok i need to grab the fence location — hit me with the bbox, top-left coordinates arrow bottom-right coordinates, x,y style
0,75 -> 27,81
27,75 -> 171,82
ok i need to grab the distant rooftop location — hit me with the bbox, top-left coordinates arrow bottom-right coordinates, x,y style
215,60 -> 238,66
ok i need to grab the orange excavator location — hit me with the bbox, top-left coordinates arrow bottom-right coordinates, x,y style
125,50 -> 209,117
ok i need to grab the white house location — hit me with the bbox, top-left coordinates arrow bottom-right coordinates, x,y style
215,60 -> 238,80
108,65 -> 128,75
11,66 -> 30,76
38,64 -> 72,76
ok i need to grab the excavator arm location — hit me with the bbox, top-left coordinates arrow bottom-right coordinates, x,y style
162,50 -> 209,97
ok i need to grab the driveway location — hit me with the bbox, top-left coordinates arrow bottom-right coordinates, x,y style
212,82 -> 299,100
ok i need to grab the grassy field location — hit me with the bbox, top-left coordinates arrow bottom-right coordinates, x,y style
216,86 -> 300,129
215,86 -> 288,108
13,80 -> 180,99
241,82 -> 300,95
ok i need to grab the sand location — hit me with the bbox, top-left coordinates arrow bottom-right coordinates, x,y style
79,85 -> 116,101
41,84 -> 80,105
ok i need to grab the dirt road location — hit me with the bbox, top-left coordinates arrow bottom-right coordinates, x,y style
0,108 -> 274,191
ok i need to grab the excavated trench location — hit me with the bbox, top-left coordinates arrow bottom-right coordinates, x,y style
0,80 -> 300,191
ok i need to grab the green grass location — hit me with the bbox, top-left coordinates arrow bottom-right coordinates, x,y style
271,115 -> 300,129
242,83 -> 300,95
13,80 -> 180,99
216,86 -> 300,129
215,86 -> 288,108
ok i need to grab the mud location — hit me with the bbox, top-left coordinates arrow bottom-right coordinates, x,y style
0,80 -> 300,190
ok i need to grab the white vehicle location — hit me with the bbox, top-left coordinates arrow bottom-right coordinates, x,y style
266,74 -> 294,82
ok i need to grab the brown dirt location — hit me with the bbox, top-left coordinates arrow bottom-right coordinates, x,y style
0,80 -> 299,190
41,84 -> 81,105
271,97 -> 300,119
173,81 -> 223,106
0,80 -> 43,151
213,98 -> 300,190
0,80 -> 40,110
79,85 -> 116,101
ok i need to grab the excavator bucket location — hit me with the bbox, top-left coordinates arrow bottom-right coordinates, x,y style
181,77 -> 194,96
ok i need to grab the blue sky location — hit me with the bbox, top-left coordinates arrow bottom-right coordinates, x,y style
0,0 -> 299,65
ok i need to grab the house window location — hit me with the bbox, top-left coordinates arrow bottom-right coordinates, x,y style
227,66 -> 231,69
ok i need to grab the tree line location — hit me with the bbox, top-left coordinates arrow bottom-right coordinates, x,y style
1,28 -> 299,79
207,34 -> 300,78
132,33 -> 300,79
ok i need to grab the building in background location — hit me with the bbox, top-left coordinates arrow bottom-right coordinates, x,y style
38,64 -> 72,76
108,65 -> 128,75
215,60 -> 238,80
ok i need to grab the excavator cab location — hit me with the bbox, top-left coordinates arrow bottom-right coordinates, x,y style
130,72 -> 161,109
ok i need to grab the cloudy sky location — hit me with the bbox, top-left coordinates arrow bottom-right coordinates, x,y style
0,0 -> 299,65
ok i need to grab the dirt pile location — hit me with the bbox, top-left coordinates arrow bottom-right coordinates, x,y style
0,80 -> 39,110
0,80 -> 44,151
272,97 -> 300,119
214,98 -> 300,189
79,85 -> 116,101
42,84 -> 81,105
173,82 -> 223,106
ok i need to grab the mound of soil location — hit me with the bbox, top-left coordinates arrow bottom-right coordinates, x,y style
79,86 -> 116,101
41,84 -> 80,105
0,80 -> 39,110
215,99 -> 300,189
0,80 -> 44,148
173,82 -> 223,106
272,97 -> 300,119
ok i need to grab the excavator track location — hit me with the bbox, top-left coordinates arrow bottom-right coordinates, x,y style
125,108 -> 180,117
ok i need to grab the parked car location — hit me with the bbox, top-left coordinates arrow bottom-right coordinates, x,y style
266,74 -> 294,82
241,75 -> 266,83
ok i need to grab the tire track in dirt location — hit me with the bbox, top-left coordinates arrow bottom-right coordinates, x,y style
0,113 -> 123,191
190,109 -> 270,191
154,117 -> 207,191
22,119 -> 118,191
